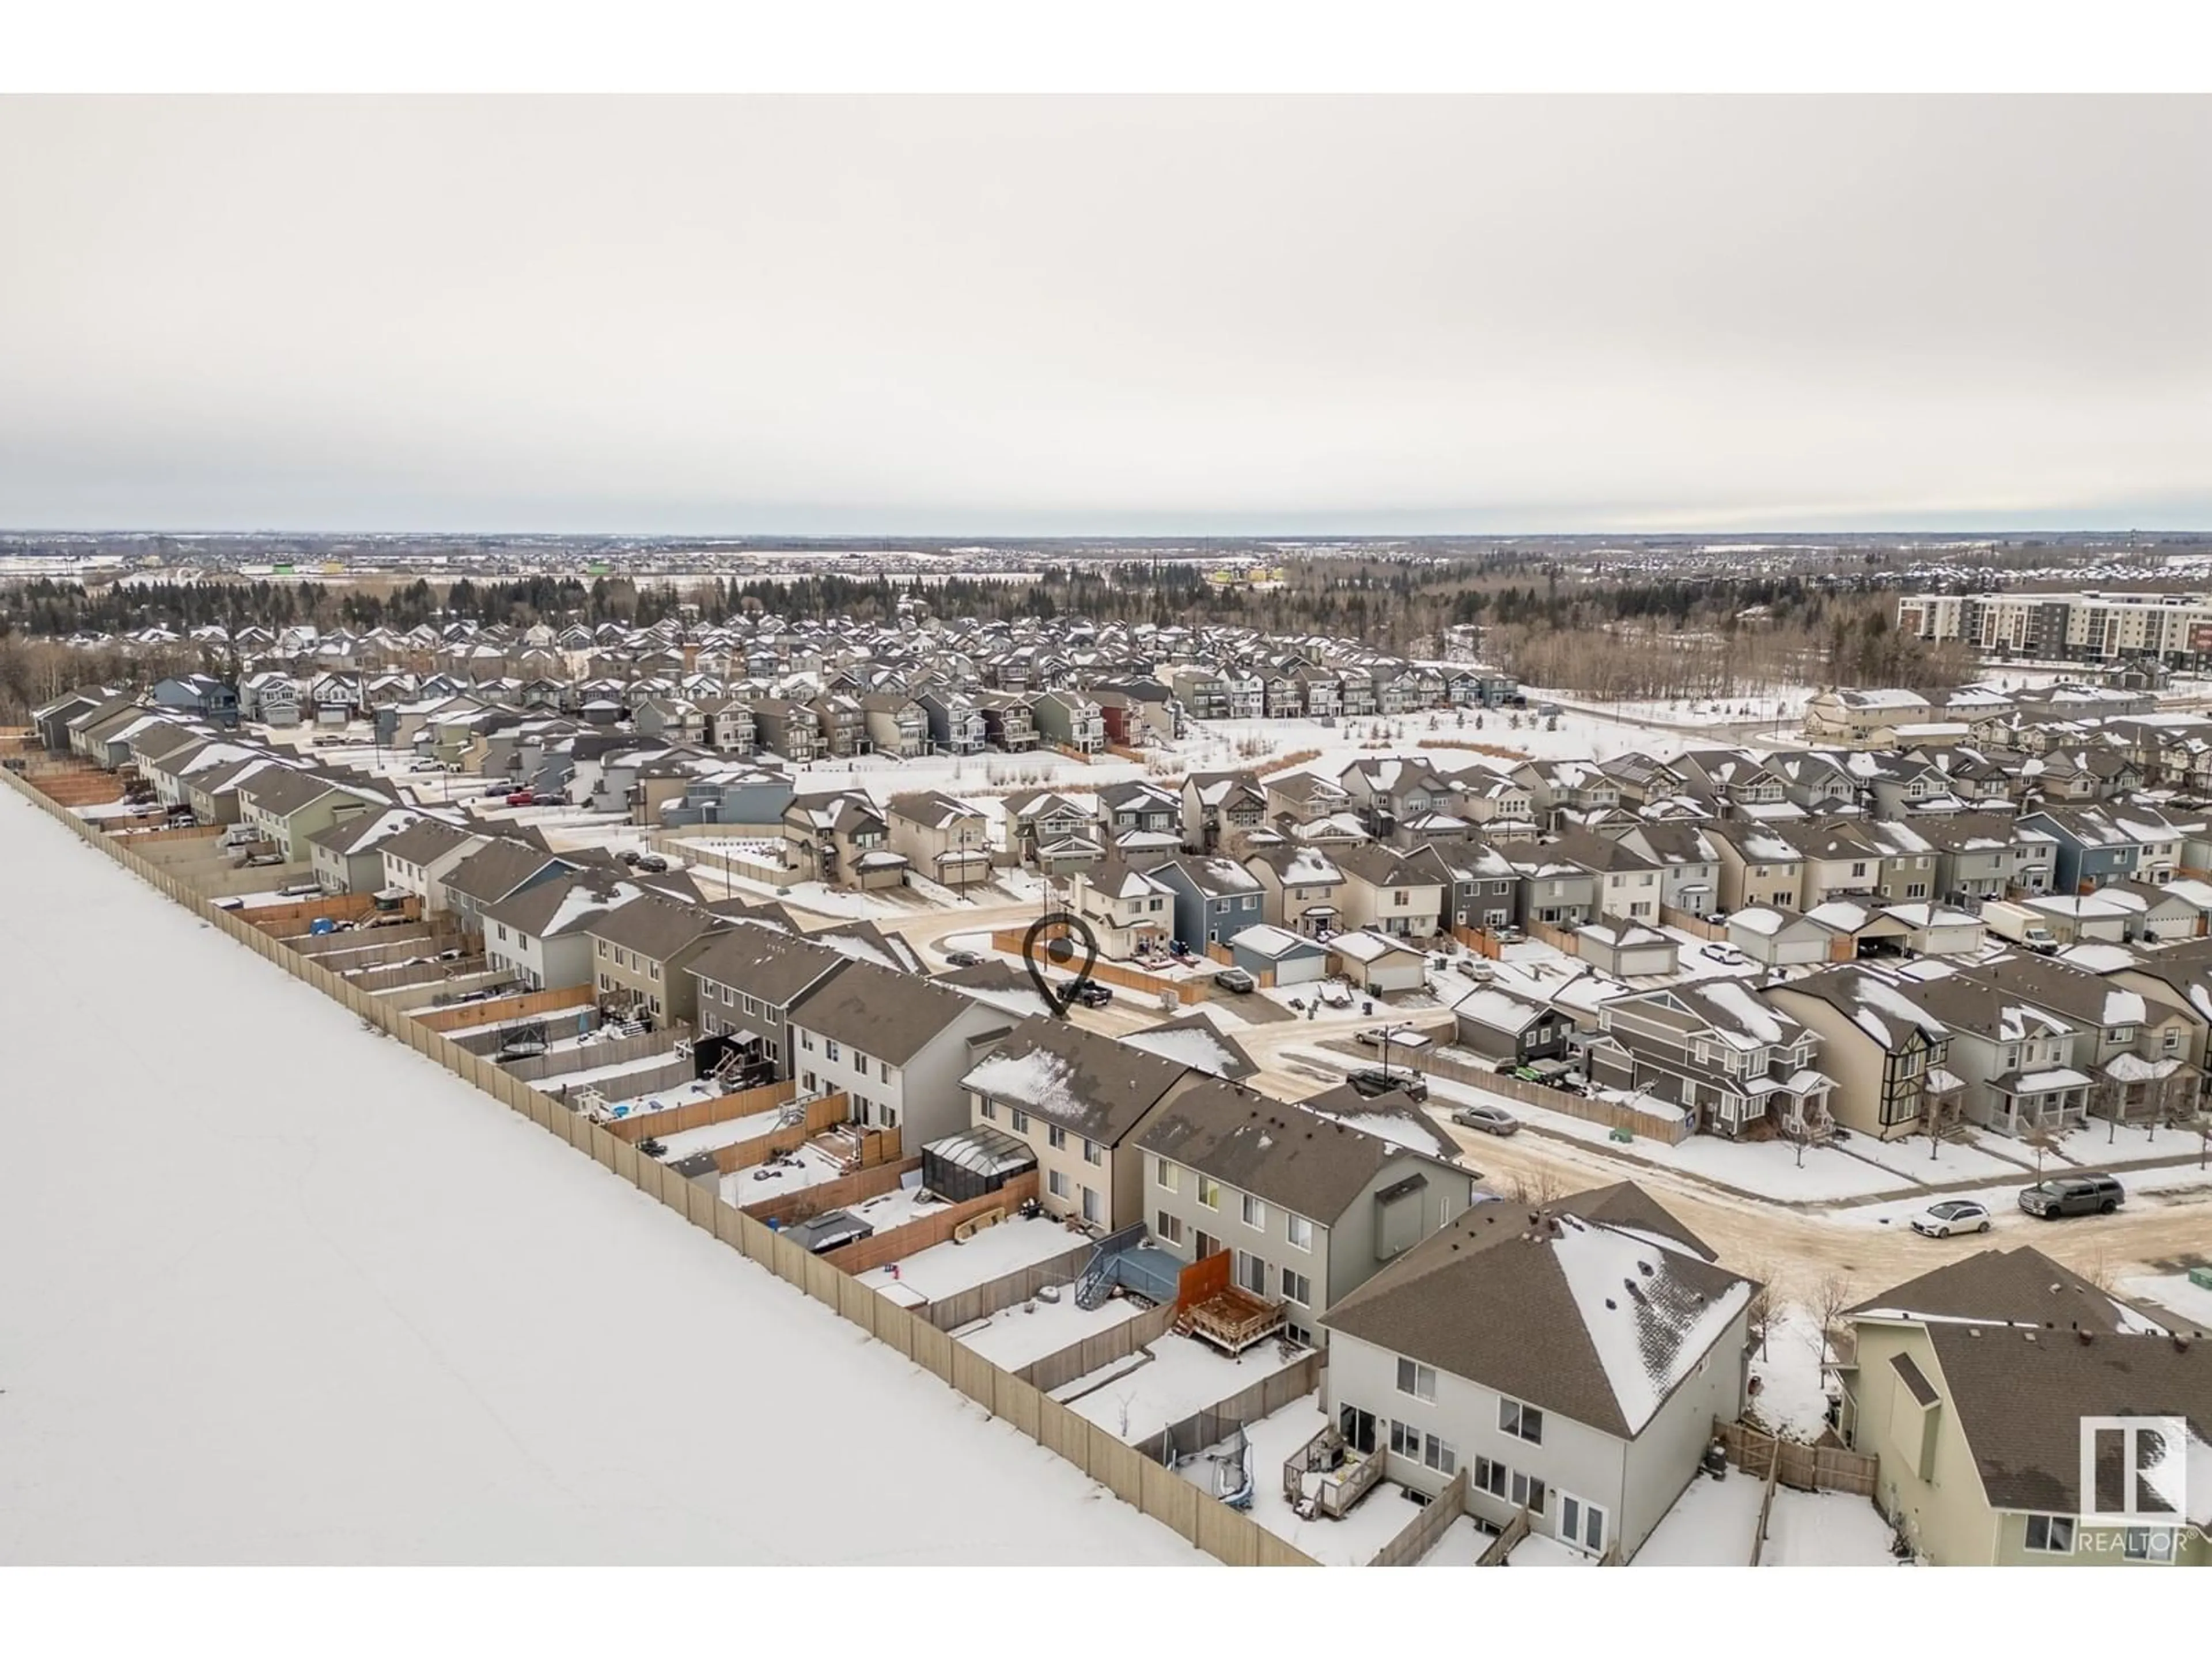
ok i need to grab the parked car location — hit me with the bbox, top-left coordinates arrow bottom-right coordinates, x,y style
2019,1173 -> 2124,1219
1214,967 -> 1256,994
941,948 -> 984,968
1348,1068 -> 1427,1103
505,790 -> 536,807
620,849 -> 642,865
1700,943 -> 1745,964
1910,1199 -> 1993,1238
408,758 -> 442,772
634,854 -> 668,873
1450,1101 -> 1520,1135
1069,980 -> 1113,1008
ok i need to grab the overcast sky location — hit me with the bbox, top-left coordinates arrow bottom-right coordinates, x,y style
2,96 -> 2206,535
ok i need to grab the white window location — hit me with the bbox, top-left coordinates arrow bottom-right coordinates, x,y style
2124,1527 -> 2177,1563
1512,1471 -> 1547,1514
1048,1124 -> 1066,1150
2109,1025 -> 2135,1044
1423,1434 -> 1457,1476
1198,1176 -> 1220,1210
1083,1138 -> 1102,1166
1236,1252 -> 1267,1297
979,1099 -> 995,1119
1286,1213 -> 1313,1251
1048,1170 -> 1070,1200
1474,1457 -> 1508,1498
1500,1397 -> 1544,1444
2024,1514 -> 2075,1555
1081,1186 -> 1101,1225
1010,1109 -> 1030,1134
801,1031 -> 815,1052
1241,1193 -> 1265,1229
824,1039 -> 840,1062
1156,1210 -> 1184,1245
1396,1358 -> 1436,1402
1156,1158 -> 1179,1192
1389,1419 -> 1421,1459
1281,1267 -> 1311,1306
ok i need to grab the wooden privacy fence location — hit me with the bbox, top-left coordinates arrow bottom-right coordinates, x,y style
244,889 -> 408,930
823,1171 -> 1044,1275
920,1240 -> 1095,1332
503,1027 -> 686,1085
604,1077 -> 797,1145
414,982 -> 595,1033
1415,1047 -> 1695,1146
1131,1349 -> 1323,1467
1370,1462 -> 1469,1567
1658,904 -> 1726,941
1016,1300 -> 1180,1396
1475,1506 -> 1531,1566
0,766 -> 1315,1569
987,927 -> 1201,1005
1716,1419 -> 1879,1498
290,922 -> 434,957
712,1093 -> 852,1175
741,1154 -> 921,1228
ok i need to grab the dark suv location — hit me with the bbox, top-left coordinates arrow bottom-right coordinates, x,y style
1348,1068 -> 1428,1103
2018,1173 -> 2124,1219
1069,981 -> 1113,1008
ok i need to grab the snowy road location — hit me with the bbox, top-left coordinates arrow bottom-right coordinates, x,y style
0,791 -> 1200,1566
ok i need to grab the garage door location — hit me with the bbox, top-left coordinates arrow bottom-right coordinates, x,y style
1273,953 -> 1325,986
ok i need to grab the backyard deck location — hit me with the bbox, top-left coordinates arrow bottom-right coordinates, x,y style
1177,1284 -> 1287,1355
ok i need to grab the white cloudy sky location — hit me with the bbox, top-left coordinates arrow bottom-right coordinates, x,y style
1,96 -> 2206,534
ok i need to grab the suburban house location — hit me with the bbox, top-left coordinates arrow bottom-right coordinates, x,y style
1066,859 -> 1177,959
785,791 -> 902,889
2020,805 -> 2184,893
1764,964 -> 1967,1140
585,895 -> 729,1024
1180,770 -> 1269,853
1950,954 -> 2201,1127
788,962 -> 1016,1146
481,869 -> 644,993
1153,853 -> 1270,950
1138,1082 -> 1483,1351
1707,820 -> 1810,913
1002,789 -> 1104,874
306,806 -> 424,895
1320,1182 -> 1757,1563
236,770 -> 391,863
1451,982 -> 1573,1069
1836,1249 -> 2208,1567
859,692 -> 929,759
440,836 -> 582,940
1332,844 -> 1447,938
377,818 -> 490,912
885,790 -> 993,891
961,1017 -> 1204,1230
1240,844 -> 1347,936
150,673 -> 240,728
1507,846 -> 1600,930
1587,982 -> 1832,1141
1221,922 -> 1331,987
1921,814 -> 2060,906
688,926 -> 854,1081
1031,688 -> 1105,753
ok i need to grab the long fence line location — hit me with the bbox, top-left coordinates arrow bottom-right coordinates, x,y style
2,767 -> 1315,1567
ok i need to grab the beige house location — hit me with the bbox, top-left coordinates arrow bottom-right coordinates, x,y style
1066,859 -> 1177,960
885,790 -> 992,890
1708,821 -> 1809,913
961,1017 -> 1203,1231
1838,1249 -> 2210,1567
585,895 -> 730,1024
237,768 -> 389,862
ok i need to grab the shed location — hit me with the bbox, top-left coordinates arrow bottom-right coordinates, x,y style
781,1209 -> 874,1256
1574,915 -> 1678,978
1328,928 -> 1429,995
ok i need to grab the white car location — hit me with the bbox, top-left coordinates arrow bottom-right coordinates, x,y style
1910,1199 -> 1993,1238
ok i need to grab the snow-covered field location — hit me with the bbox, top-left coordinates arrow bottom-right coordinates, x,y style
0,791 -> 1198,1565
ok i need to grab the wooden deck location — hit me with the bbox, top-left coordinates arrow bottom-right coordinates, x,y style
1177,1285 -> 1286,1355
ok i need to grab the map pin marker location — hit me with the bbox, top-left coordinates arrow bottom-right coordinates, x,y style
1022,911 -> 1100,1020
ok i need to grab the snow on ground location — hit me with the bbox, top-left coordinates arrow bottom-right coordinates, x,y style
0,791 -> 1199,1565
2052,1119 -> 2212,1169
2120,1272 -> 2212,1333
1748,1306 -> 1839,1443
791,748 -> 1149,805
1759,1490 -> 1901,1567
1176,1391 -> 1417,1566
1630,1470 -> 1765,1565
1418,1513 -> 1497,1567
1414,1069 -> 1903,1202
953,1291 -> 1144,1372
1840,1165 -> 2212,1233
715,1143 -> 845,1206
653,1108 -> 785,1162
1832,1131 -> 2028,1187
1507,1530 -> 1596,1566
1062,1332 -> 1310,1448
847,1181 -> 950,1235
865,1214 -> 1088,1301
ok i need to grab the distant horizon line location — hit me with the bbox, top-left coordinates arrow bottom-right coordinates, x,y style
2,527 -> 2206,543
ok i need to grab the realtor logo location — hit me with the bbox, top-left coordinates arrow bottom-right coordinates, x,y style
2079,1415 -> 2189,1524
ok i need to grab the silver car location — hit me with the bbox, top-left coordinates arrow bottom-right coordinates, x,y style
1450,1102 -> 1521,1136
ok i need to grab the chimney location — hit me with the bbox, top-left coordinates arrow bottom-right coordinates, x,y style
2077,1328 -> 2094,1346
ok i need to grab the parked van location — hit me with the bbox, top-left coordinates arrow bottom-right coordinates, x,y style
2018,1172 -> 2124,1219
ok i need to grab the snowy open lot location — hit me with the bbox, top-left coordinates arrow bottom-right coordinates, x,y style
0,792 -> 1198,1566
1747,1306 -> 1839,1443
1759,1490 -> 1901,1567
1630,1469 -> 1765,1565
